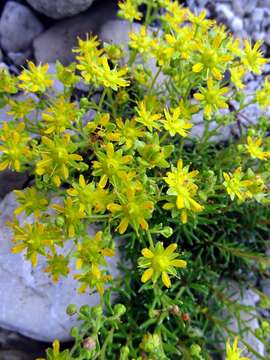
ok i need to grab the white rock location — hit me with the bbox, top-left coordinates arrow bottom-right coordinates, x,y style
216,4 -> 235,22
0,2 -> 43,53
0,192 -> 120,342
33,2 -> 117,65
26,0 -> 95,19
231,17 -> 244,33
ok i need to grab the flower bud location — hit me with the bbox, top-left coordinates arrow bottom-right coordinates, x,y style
56,216 -> 65,227
190,344 -> 202,357
160,226 -> 173,238
83,337 -> 96,351
113,304 -> 126,317
169,305 -> 180,316
66,304 -> 77,316
92,305 -> 103,318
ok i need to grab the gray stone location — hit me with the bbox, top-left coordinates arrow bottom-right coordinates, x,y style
26,0 -> 95,19
0,171 -> 28,199
33,2 -> 117,65
8,50 -> 32,67
231,17 -> 244,33
232,0 -> 256,16
0,48 -> 2,62
261,279 -> 270,297
265,29 -> 270,46
252,8 -> 265,23
0,192 -> 120,342
0,2 -> 43,53
216,4 -> 234,22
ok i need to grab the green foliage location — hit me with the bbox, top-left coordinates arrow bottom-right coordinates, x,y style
1,0 -> 270,359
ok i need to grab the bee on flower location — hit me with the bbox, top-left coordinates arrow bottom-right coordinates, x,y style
138,242 -> 187,288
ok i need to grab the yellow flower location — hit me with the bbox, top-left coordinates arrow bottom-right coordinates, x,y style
245,136 -> 270,161
230,65 -> 246,90
35,134 -> 84,187
135,100 -> 162,131
226,337 -> 250,360
138,242 -> 187,288
194,77 -> 229,119
241,40 -> 267,75
0,122 -> 30,172
52,197 -> 86,238
7,97 -> 36,120
129,26 -> 156,55
92,143 -> 133,188
223,168 -> 253,202
18,61 -> 53,93
164,160 -> 203,223
162,107 -> 192,137
192,40 -> 232,81
256,77 -> 270,109
42,96 -> 78,134
118,0 -> 142,22
107,187 -> 154,234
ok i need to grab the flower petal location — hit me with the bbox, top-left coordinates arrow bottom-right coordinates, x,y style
162,271 -> 171,288
142,248 -> 154,258
141,268 -> 153,283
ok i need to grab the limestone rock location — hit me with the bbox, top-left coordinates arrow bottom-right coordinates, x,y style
0,2 -> 43,53
0,192 -> 120,341
33,2 -> 117,65
26,0 -> 95,19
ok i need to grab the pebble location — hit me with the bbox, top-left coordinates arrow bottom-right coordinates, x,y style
0,2 -> 43,53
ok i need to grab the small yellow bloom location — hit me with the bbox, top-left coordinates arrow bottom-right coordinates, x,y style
138,242 -> 187,288
18,61 -> 53,93
241,40 -> 267,75
162,107 -> 192,137
226,337 -> 250,360
246,136 -> 270,161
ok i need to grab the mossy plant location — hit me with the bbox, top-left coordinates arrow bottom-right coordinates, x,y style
0,0 -> 270,359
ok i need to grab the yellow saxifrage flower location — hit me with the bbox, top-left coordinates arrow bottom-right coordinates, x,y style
226,337 -> 250,360
135,101 -> 162,131
256,77 -> 270,109
18,62 -> 53,93
0,122 -> 30,172
107,188 -> 154,234
118,0 -> 142,22
223,168 -> 253,202
92,143 -> 133,188
163,160 -> 203,223
138,242 -> 187,288
194,77 -> 229,119
162,107 -> 192,137
245,136 -> 270,161
241,40 -> 267,75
